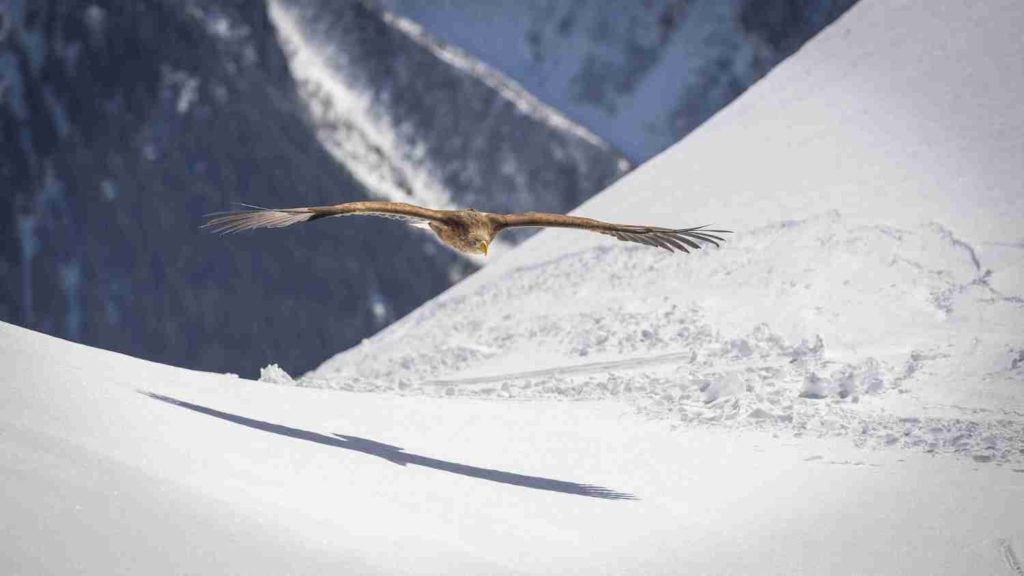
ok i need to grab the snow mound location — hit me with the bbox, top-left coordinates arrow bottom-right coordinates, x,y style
259,363 -> 295,385
305,212 -> 1024,462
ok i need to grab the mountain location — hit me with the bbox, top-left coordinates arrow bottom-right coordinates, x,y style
269,0 -> 629,216
375,0 -> 857,161
307,0 -> 1024,463
0,0 -> 626,375
2,0 -> 1023,572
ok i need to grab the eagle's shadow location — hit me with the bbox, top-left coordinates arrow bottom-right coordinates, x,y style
141,391 -> 636,501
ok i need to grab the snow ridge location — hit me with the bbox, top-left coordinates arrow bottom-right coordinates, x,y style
377,8 -> 611,151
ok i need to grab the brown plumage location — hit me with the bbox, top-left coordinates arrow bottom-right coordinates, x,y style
202,201 -> 731,256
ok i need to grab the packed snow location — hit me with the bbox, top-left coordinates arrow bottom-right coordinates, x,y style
307,212 -> 1024,464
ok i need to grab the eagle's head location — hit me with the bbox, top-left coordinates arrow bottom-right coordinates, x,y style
429,214 -> 497,256
469,232 -> 490,256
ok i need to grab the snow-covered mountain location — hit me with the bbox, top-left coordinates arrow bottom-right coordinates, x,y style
375,0 -> 858,161
0,0 -> 625,375
2,0 -> 1023,573
270,0 -> 629,215
307,0 -> 1024,464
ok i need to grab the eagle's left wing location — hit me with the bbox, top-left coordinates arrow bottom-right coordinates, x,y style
498,211 -> 730,253
203,201 -> 449,234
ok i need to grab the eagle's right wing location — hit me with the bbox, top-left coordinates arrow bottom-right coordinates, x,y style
498,211 -> 730,253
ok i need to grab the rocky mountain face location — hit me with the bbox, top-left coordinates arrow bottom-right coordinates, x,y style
269,0 -> 629,217
0,0 -> 626,375
375,0 -> 858,162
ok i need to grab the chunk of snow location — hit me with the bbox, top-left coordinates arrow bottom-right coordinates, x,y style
258,363 -> 295,385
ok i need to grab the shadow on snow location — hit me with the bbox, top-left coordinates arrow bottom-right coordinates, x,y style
141,391 -> 636,501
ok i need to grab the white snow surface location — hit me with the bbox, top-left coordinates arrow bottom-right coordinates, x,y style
3,321 -> 1023,575
3,0 -> 1024,573
308,0 -> 1024,465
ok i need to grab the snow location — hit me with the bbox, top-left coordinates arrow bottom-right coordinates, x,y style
160,66 -> 201,115
2,322 -> 1022,574
3,0 -> 1024,573
258,362 -> 295,386
308,214 -> 1024,461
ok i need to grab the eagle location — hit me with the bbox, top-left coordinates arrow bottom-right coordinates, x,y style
203,201 -> 730,256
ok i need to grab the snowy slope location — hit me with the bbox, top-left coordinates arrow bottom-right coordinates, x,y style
308,0 -> 1024,464
375,0 -> 856,161
3,322 -> 1023,575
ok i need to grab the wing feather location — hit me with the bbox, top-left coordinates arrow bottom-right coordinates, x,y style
203,201 -> 449,234
654,233 -> 690,253
499,212 -> 731,253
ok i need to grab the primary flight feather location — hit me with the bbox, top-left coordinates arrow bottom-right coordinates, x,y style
203,201 -> 731,256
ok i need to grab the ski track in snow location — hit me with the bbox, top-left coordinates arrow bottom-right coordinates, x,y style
301,212 -> 1024,465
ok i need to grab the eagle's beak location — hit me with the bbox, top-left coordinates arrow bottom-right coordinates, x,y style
480,242 -> 489,256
